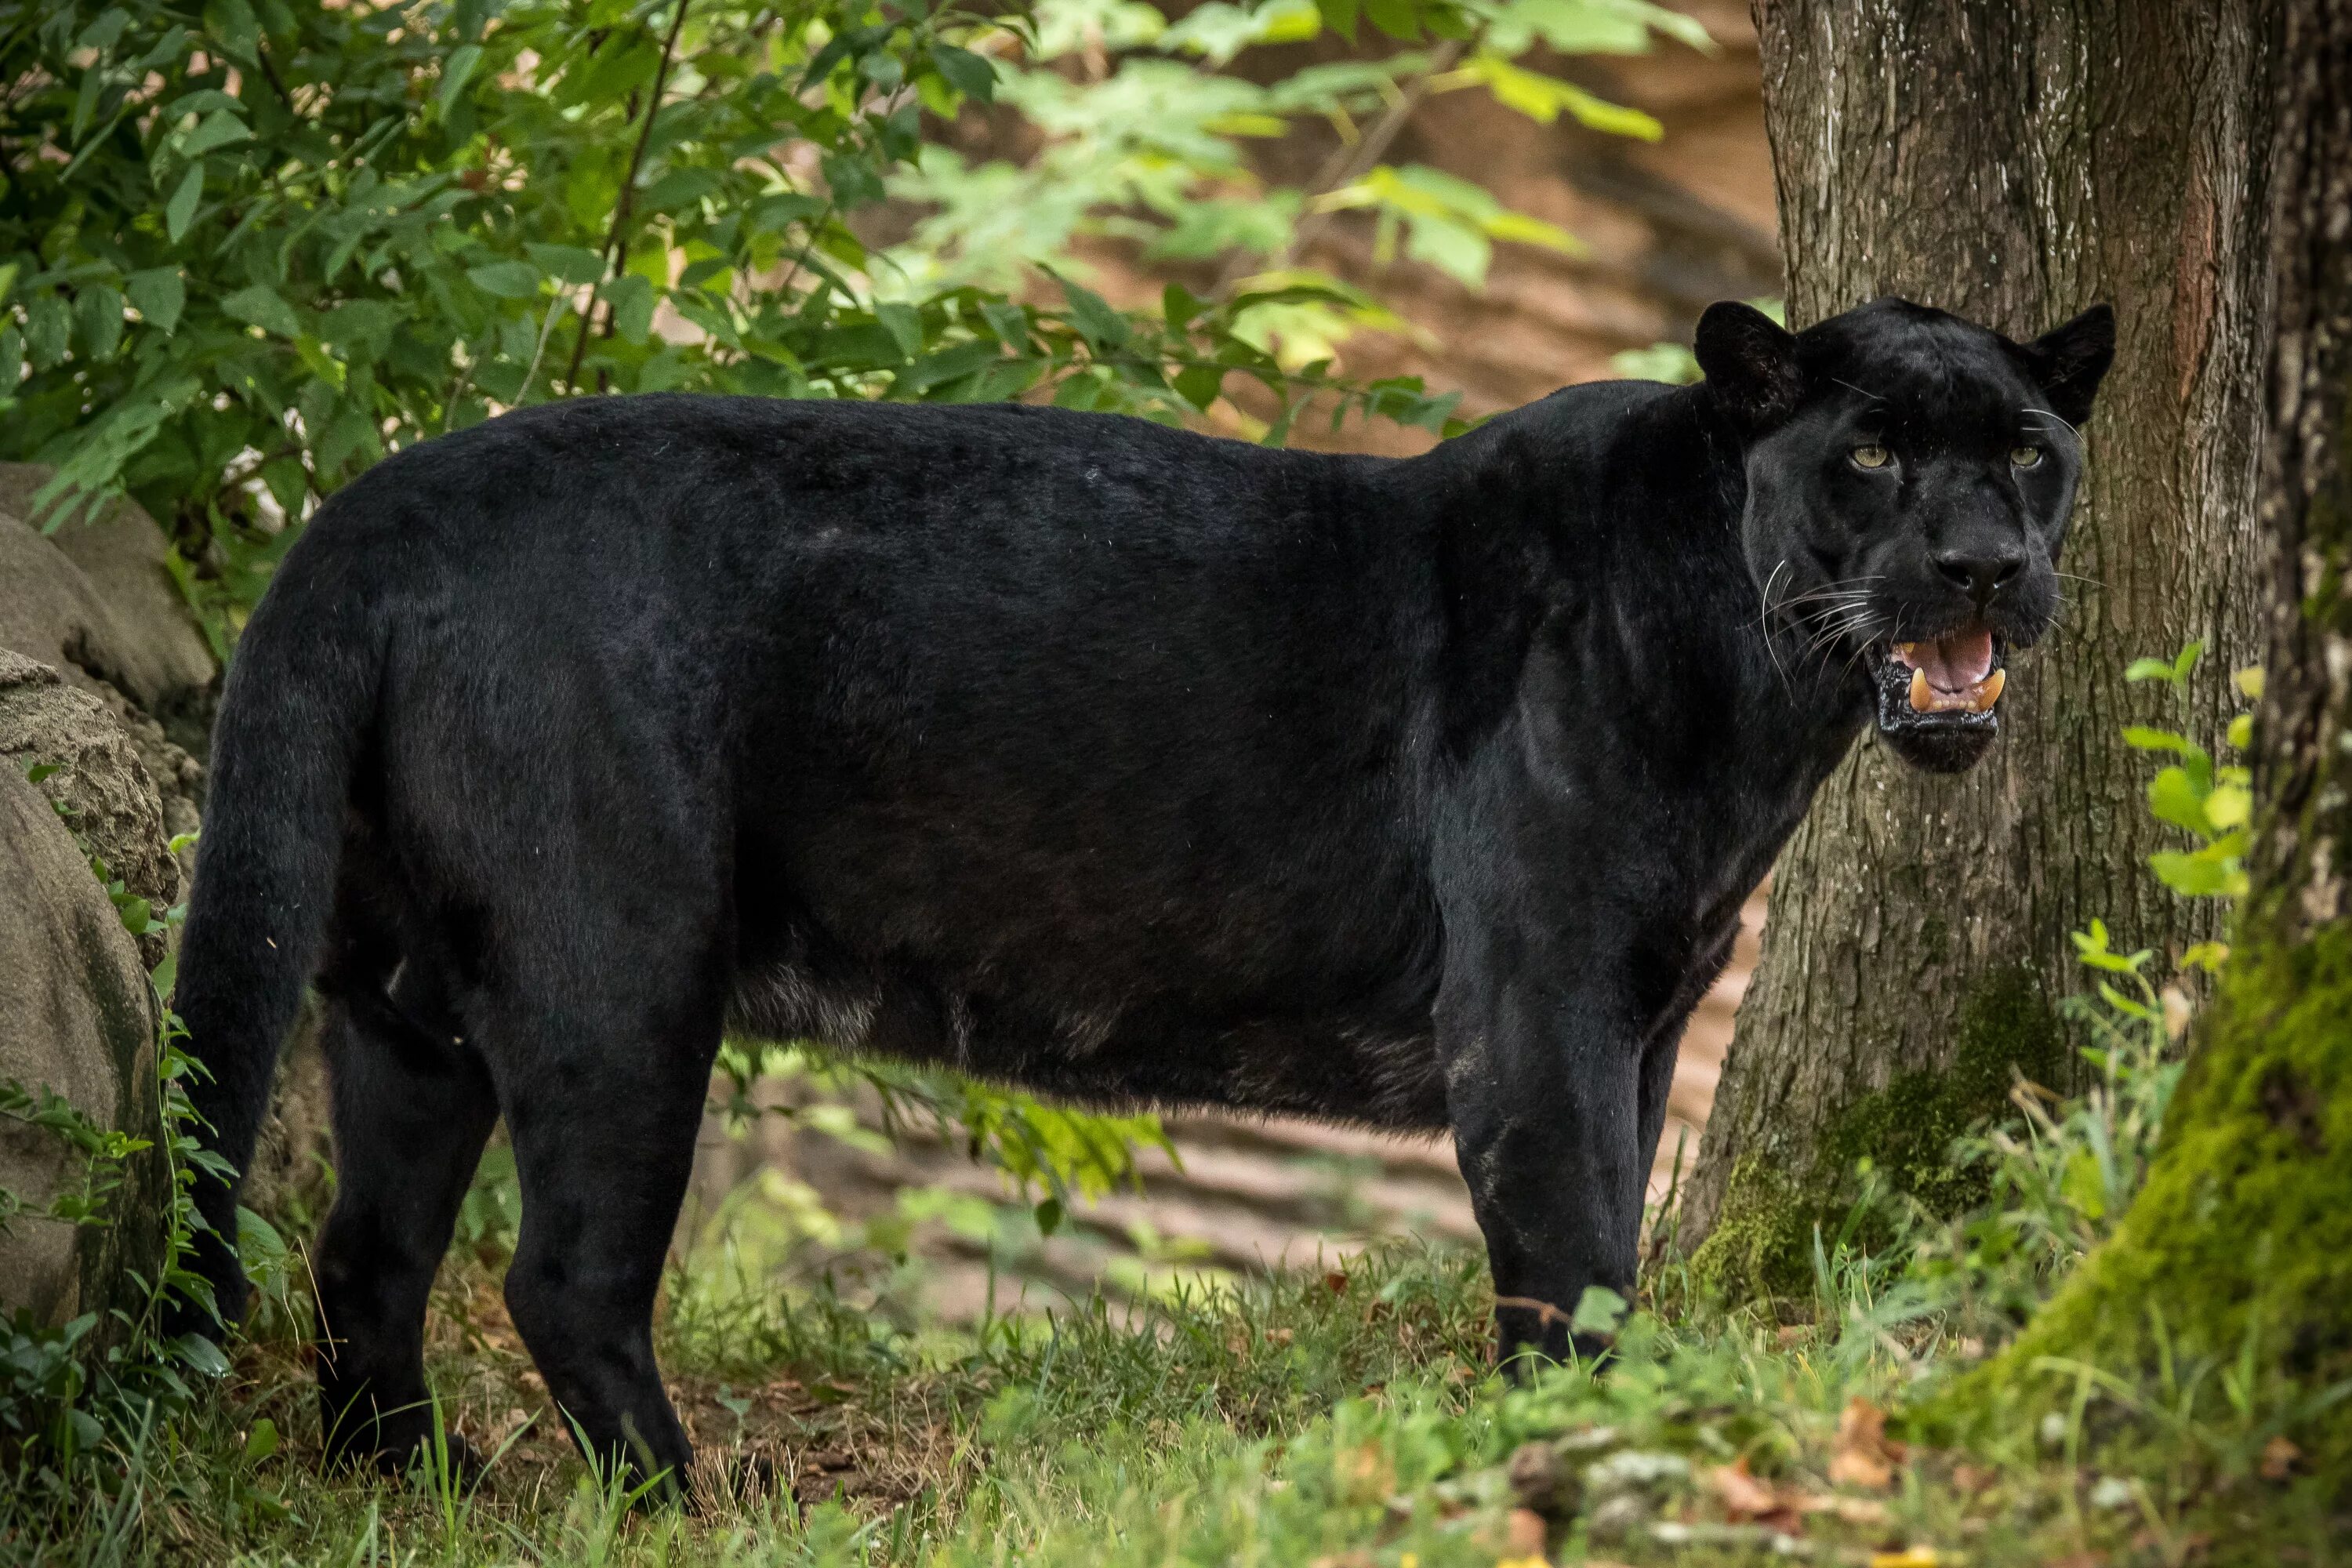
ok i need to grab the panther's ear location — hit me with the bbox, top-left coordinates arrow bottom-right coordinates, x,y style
2017,303 -> 2115,428
1695,301 -> 1802,431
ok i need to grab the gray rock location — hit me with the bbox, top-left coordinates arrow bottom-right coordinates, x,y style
0,652 -> 180,967
1583,1492 -> 1653,1545
1583,1449 -> 1691,1498
0,760 -> 168,1330
0,466 -> 216,752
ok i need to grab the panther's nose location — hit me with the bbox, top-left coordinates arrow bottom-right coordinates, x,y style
1933,545 -> 2025,608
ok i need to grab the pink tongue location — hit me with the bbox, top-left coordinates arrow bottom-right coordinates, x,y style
1918,628 -> 1995,692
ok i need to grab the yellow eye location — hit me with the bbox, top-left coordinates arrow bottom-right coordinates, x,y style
1851,445 -> 1892,470
2011,445 -> 2044,467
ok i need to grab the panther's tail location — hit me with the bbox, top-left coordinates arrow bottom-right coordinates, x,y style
170,528 -> 384,1331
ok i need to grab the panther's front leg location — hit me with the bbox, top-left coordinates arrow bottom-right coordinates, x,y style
1436,916 -> 1651,1371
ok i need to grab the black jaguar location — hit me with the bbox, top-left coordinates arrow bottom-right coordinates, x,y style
170,294 -> 2113,1490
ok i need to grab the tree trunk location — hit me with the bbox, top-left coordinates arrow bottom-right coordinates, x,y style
1981,0 -> 2352,1483
1679,0 -> 2280,1296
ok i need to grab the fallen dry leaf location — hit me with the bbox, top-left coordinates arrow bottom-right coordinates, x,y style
1829,1397 -> 1903,1490
1868,1551 -> 1947,1568
1711,1459 -> 1782,1519
2260,1435 -> 2301,1480
1708,1457 -> 1806,1535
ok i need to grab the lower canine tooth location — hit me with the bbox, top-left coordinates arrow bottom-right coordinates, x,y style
1909,668 -> 1933,712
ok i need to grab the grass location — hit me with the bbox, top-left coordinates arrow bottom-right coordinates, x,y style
4,978 -> 2345,1567
2,1219 -> 2343,1568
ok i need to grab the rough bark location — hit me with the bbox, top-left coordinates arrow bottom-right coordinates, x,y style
1979,0 -> 2352,1486
1681,0 -> 2278,1294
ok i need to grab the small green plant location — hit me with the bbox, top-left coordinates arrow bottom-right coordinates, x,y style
2122,641 -> 2260,898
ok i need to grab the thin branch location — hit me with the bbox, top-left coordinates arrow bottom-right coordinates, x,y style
564,0 -> 692,394
1215,33 -> 1471,296
252,39 -> 295,110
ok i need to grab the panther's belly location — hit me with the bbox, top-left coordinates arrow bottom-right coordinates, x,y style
724,955 -> 1451,1131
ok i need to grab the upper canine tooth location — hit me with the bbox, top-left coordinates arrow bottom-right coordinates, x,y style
1909,668 -> 1933,712
1965,668 -> 2006,713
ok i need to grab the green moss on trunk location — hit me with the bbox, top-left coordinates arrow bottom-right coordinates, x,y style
1685,968 -> 2063,1302
1954,920 -> 2352,1477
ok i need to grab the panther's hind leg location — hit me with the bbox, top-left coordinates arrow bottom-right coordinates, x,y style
311,961 -> 499,1474
486,938 -> 728,1501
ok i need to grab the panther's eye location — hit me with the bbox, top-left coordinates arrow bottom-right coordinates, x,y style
2011,445 -> 2044,468
1851,445 -> 1893,470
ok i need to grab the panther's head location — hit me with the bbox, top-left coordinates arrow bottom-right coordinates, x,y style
1697,296 -> 2115,773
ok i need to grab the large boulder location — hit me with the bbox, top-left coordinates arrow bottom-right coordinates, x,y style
0,725 -> 168,1330
0,474 -> 212,893
0,465 -> 216,753
0,653 -> 180,965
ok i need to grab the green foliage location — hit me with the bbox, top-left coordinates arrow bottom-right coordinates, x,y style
893,0 -> 1700,347
0,0 -> 1475,645
2122,641 -> 2261,899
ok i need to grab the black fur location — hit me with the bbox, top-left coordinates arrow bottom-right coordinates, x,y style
171,296 -> 2111,1489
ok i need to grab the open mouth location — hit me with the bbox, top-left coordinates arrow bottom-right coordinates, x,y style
1874,626 -> 2006,731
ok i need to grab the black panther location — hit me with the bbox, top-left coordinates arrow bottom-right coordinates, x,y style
170,295 -> 2111,1489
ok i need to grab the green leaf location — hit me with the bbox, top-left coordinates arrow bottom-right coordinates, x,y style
524,243 -> 608,286
875,302 -> 924,359
260,456 -> 309,517
2123,656 -> 2183,685
1570,1285 -> 1629,1338
1058,278 -> 1131,351
221,284 -> 302,338
172,1331 -> 231,1378
1033,1196 -> 1063,1236
981,301 -> 1031,350
437,43 -> 485,117
165,165 -> 205,242
207,0 -> 261,57
74,285 -> 125,361
180,108 -> 252,158
24,296 -> 66,368
928,43 -> 996,102
466,260 -> 542,299
1364,0 -> 1417,38
2148,848 -> 2244,898
1175,362 -> 1226,410
1316,0 -> 1359,37
2146,767 -> 2212,837
606,274 -> 656,344
2122,725 -> 2191,753
125,268 -> 186,335
242,1417 -> 281,1462
0,261 -> 17,310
